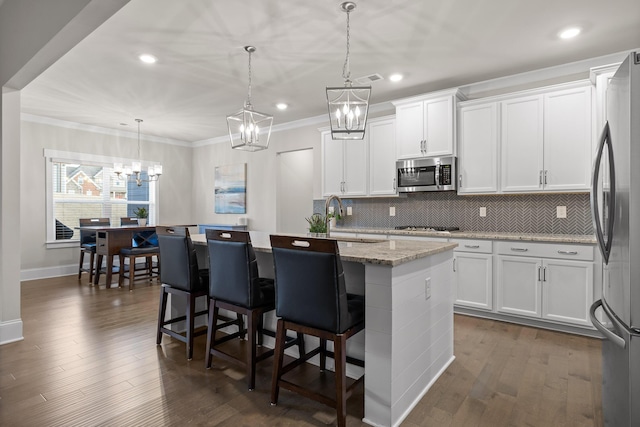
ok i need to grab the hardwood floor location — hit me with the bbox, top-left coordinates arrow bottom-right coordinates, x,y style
0,276 -> 603,426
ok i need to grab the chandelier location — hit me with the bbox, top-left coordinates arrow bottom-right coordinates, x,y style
227,46 -> 273,151
326,1 -> 371,140
114,119 -> 162,186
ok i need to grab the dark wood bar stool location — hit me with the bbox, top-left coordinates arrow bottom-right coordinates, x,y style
269,235 -> 365,427
78,217 -> 110,282
204,229 -> 304,390
155,226 -> 210,360
118,223 -> 160,291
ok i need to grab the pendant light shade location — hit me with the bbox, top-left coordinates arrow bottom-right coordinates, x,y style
227,46 -> 272,151
326,2 -> 371,140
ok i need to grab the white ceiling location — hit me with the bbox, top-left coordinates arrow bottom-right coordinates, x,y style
20,0 -> 640,143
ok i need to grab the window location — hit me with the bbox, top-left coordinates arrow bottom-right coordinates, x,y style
45,150 -> 157,246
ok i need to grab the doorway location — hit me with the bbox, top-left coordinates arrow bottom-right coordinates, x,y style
276,149 -> 314,233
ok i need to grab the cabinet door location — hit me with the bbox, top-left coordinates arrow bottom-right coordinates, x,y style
368,118 -> 397,196
542,259 -> 593,326
322,131 -> 344,196
458,103 -> 498,194
454,252 -> 493,310
342,137 -> 367,196
423,96 -> 454,157
496,255 -> 542,317
543,86 -> 592,191
500,95 -> 544,192
395,102 -> 424,159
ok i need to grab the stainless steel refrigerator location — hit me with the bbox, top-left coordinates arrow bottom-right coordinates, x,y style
590,51 -> 640,427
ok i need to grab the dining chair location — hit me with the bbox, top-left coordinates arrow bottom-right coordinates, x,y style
78,217 -> 110,282
204,229 -> 304,390
118,217 -> 160,290
269,235 -> 365,427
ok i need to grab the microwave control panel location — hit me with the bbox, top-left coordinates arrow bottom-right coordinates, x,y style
441,164 -> 452,185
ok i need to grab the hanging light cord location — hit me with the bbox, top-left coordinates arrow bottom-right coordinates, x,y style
245,49 -> 253,108
136,118 -> 142,161
342,8 -> 351,83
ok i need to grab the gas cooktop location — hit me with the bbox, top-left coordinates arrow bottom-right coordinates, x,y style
394,226 -> 460,232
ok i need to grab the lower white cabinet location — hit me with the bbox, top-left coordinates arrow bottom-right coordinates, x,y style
496,241 -> 594,327
452,239 -> 493,310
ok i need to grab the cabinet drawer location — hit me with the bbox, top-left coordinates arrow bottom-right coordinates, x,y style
496,241 -> 593,261
451,239 -> 492,253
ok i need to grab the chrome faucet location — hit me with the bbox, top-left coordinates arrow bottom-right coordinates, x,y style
325,194 -> 344,238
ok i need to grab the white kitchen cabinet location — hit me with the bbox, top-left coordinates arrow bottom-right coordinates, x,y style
321,130 -> 367,197
393,90 -> 461,160
496,241 -> 594,326
542,259 -> 593,326
368,117 -> 397,196
500,83 -> 592,193
457,102 -> 499,194
453,239 -> 493,310
497,255 -> 542,317
500,95 -> 544,192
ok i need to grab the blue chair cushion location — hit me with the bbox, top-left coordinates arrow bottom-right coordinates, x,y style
120,246 -> 159,256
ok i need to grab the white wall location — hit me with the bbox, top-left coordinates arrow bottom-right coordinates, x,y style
192,124 -> 323,232
20,119 -> 193,272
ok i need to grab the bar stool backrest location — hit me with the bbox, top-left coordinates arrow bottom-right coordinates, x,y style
78,218 -> 110,245
156,226 -> 203,292
206,229 -> 262,308
120,217 -> 138,226
270,235 -> 350,334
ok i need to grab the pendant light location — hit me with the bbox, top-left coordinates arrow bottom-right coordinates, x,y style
114,119 -> 162,186
326,1 -> 371,140
227,46 -> 273,151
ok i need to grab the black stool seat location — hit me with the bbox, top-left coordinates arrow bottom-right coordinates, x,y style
270,235 -> 365,427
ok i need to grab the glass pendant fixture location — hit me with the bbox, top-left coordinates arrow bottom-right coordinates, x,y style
326,1 -> 371,140
114,119 -> 162,186
227,46 -> 273,151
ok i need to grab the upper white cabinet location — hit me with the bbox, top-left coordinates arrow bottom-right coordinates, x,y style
368,117 -> 397,196
457,102 -> 499,194
500,83 -> 593,193
321,115 -> 397,197
321,130 -> 367,197
393,89 -> 463,159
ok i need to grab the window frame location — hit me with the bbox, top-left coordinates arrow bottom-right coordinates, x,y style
44,149 -> 158,248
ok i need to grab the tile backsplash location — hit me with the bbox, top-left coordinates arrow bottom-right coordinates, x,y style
315,192 -> 594,235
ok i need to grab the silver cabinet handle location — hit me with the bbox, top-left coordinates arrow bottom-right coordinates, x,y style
393,178 -> 396,191
510,247 -> 528,252
537,266 -> 542,281
544,170 -> 548,185
459,174 -> 462,188
543,267 -> 547,281
464,244 -> 480,249
453,258 -> 456,272
539,170 -> 543,185
557,250 -> 578,255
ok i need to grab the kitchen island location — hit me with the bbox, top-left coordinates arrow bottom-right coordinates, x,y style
191,231 -> 457,427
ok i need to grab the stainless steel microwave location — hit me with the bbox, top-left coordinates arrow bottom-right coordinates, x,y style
396,156 -> 457,192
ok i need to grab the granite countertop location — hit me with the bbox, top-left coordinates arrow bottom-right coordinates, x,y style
191,232 -> 457,267
333,227 -> 597,245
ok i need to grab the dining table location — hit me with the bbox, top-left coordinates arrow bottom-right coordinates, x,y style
76,225 -> 157,287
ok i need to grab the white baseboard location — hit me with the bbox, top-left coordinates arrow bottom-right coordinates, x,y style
21,263 -> 79,281
0,319 -> 24,345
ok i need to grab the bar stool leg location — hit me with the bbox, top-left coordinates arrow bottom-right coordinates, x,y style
319,338 -> 327,371
205,301 -> 219,369
186,293 -> 196,360
270,319 -> 287,405
156,286 -> 168,345
334,333 -> 348,427
247,310 -> 259,390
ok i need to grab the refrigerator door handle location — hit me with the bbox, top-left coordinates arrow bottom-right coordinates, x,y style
590,121 -> 616,264
590,299 -> 626,349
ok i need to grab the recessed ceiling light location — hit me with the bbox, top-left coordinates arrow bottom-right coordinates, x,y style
559,27 -> 581,39
389,73 -> 403,82
139,54 -> 157,64
276,103 -> 288,110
